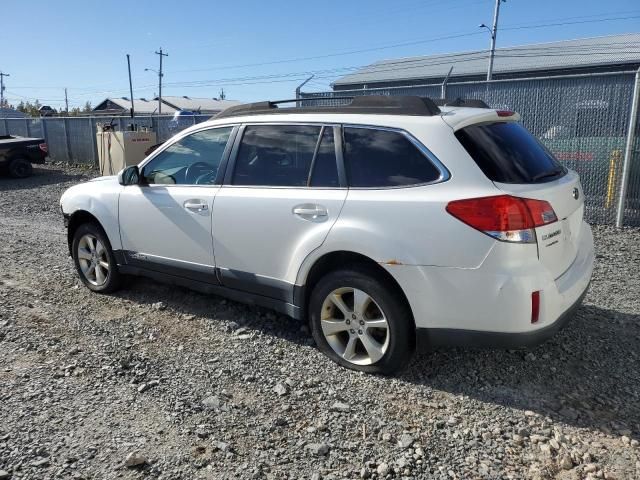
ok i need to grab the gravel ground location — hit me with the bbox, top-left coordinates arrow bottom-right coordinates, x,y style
1,164 -> 639,480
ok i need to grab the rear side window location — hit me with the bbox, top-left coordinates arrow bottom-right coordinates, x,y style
343,127 -> 441,187
455,122 -> 565,184
233,125 -> 320,187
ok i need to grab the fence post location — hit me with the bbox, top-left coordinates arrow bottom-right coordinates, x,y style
615,67 -> 640,228
41,119 -> 48,155
63,118 -> 72,163
25,118 -> 31,137
89,117 -> 97,167
3,118 -> 8,135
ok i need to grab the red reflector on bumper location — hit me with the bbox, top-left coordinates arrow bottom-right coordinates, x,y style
531,291 -> 540,324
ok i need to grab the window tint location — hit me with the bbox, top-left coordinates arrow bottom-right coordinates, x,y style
232,125 -> 321,187
309,127 -> 339,187
142,127 -> 232,185
343,127 -> 441,187
455,122 -> 565,184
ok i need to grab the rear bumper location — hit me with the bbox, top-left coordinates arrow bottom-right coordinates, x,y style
416,280 -> 589,349
383,221 -> 595,350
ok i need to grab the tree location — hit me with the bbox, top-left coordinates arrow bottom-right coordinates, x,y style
82,101 -> 92,113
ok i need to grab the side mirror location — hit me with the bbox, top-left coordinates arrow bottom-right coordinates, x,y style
118,165 -> 140,186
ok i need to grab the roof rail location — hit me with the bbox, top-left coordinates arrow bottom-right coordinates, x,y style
432,98 -> 490,108
215,95 -> 441,119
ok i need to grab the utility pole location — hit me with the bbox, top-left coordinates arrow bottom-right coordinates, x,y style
126,54 -> 135,119
64,88 -> 69,114
0,72 -> 9,108
154,48 -> 168,115
482,0 -> 505,81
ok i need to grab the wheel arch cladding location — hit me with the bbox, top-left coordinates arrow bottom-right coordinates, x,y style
301,250 -> 415,327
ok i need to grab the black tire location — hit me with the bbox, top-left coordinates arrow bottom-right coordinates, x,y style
71,222 -> 122,293
308,267 -> 415,375
8,157 -> 33,178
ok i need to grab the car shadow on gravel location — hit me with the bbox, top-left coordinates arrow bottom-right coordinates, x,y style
107,276 -> 639,438
402,304 -> 640,439
112,277 -> 312,348
0,166 -> 90,192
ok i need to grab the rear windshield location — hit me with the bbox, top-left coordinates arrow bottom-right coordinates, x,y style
455,121 -> 566,184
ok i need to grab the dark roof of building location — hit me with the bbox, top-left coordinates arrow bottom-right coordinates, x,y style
333,33 -> 640,87
0,108 -> 28,119
93,97 -> 177,114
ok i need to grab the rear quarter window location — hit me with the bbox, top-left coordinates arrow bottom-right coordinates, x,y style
343,127 -> 442,188
455,121 -> 566,184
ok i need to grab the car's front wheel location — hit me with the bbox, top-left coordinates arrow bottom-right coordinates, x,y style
308,267 -> 414,375
71,223 -> 121,293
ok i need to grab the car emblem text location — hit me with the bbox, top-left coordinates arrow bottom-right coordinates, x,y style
572,187 -> 580,200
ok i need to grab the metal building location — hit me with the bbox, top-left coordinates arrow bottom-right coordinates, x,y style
332,33 -> 640,91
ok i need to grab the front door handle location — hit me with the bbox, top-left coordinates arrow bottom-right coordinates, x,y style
183,200 -> 209,212
293,204 -> 328,221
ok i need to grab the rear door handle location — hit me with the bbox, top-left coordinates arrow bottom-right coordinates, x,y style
183,200 -> 209,212
293,204 -> 328,221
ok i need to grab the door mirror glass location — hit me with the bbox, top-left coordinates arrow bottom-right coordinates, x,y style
118,165 -> 140,186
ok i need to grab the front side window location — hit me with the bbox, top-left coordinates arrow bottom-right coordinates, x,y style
343,127 -> 442,187
142,127 -> 232,185
232,125 -> 323,187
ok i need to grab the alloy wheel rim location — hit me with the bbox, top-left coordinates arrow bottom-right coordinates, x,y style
320,287 -> 390,365
77,234 -> 109,286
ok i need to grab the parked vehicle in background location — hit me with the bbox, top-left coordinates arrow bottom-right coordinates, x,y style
60,96 -> 594,374
0,135 -> 48,178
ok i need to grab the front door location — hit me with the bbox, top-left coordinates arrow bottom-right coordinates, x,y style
212,124 -> 347,302
118,126 -> 234,282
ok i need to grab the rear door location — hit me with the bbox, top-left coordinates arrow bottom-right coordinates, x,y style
212,123 -> 347,302
455,120 -> 584,279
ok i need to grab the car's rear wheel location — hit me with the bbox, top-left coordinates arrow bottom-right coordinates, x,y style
309,268 -> 414,375
72,223 -> 121,293
8,157 -> 33,178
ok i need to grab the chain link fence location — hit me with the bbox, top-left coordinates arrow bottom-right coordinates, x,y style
301,71 -> 640,226
0,114 -> 213,167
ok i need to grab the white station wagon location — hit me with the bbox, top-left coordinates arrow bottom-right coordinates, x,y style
60,96 -> 594,374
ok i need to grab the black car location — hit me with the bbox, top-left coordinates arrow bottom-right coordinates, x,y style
0,135 -> 48,178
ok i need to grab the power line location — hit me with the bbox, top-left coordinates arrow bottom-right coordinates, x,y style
6,11 -> 638,101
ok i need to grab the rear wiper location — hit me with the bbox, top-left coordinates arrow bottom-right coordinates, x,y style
532,166 -> 564,182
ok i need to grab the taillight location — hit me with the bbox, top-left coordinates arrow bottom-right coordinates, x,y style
39,143 -> 48,153
446,195 -> 557,243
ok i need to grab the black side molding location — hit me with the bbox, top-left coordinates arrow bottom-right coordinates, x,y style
118,264 -> 302,320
